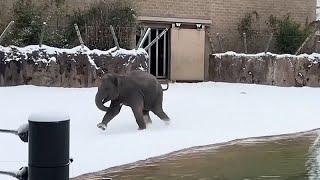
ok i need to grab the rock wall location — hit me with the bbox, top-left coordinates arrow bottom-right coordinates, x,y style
0,45 -> 149,87
209,52 -> 320,87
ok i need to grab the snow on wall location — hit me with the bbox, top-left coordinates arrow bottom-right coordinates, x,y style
210,52 -> 320,87
0,45 -> 149,87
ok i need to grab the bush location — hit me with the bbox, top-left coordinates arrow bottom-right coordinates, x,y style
5,0 -> 44,46
3,0 -> 135,49
237,11 -> 259,39
64,0 -> 136,50
267,15 -> 311,54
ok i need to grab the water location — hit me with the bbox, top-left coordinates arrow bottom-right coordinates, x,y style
75,130 -> 320,180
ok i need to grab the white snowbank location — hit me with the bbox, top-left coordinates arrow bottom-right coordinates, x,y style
0,83 -> 319,180
213,51 -> 320,63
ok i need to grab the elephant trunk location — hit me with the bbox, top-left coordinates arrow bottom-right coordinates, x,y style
95,92 -> 109,112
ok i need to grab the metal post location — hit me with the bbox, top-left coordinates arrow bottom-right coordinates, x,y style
0,124 -> 29,142
74,24 -> 84,48
295,30 -> 317,55
109,25 -> 120,50
163,31 -> 167,77
156,29 -> 159,77
265,33 -> 273,53
0,167 -> 28,180
135,28 -> 146,49
137,28 -> 151,49
39,22 -> 47,48
148,31 -> 151,73
243,33 -> 248,53
0,21 -> 15,44
144,28 -> 168,50
28,113 -> 70,180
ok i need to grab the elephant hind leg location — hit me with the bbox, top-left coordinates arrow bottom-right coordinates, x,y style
143,110 -> 152,124
152,108 -> 170,122
132,108 -> 147,130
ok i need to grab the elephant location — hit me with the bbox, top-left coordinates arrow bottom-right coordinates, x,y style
95,70 -> 170,130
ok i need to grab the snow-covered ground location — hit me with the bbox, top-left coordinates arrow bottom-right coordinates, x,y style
0,82 -> 320,179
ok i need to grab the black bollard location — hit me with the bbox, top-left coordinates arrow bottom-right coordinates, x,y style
28,113 -> 70,180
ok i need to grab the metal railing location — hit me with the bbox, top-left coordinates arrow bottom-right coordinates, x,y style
0,113 -> 70,180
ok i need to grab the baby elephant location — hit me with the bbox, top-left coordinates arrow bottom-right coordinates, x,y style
95,71 -> 170,130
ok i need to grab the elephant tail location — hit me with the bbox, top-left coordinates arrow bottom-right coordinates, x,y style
162,81 -> 169,91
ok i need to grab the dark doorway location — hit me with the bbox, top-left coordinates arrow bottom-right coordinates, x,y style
138,28 -> 169,79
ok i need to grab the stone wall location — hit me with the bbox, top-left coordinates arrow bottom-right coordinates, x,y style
209,52 -> 320,87
0,45 -> 148,87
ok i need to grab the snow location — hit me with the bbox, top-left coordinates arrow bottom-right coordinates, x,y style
0,45 -> 149,70
214,51 -> 320,63
0,83 -> 319,180
28,112 -> 70,122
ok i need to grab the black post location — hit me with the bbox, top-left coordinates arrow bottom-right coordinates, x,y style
28,113 -> 70,180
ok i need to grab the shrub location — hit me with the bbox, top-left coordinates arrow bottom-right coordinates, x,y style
5,0 -> 44,46
64,0 -> 136,50
267,15 -> 311,54
237,11 -> 259,39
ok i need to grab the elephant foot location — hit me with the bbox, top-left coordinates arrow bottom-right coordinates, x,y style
138,127 -> 146,130
97,123 -> 107,131
164,121 -> 170,126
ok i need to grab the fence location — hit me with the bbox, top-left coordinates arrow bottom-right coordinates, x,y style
1,20 -> 319,55
208,28 -> 318,55
0,23 -> 136,51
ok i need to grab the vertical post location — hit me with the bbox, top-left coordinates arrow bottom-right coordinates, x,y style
265,32 -> 273,53
74,24 -> 84,48
137,28 -> 151,49
39,22 -> 47,48
148,30 -> 151,73
163,31 -> 167,77
216,33 -> 224,52
109,25 -> 120,50
156,29 -> 159,77
295,29 -> 317,55
243,32 -> 248,53
28,113 -> 70,180
136,28 -> 146,49
0,21 -> 15,45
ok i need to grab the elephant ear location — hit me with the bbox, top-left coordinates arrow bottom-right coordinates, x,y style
107,73 -> 119,89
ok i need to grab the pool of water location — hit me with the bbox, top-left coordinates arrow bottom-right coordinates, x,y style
75,130 -> 320,180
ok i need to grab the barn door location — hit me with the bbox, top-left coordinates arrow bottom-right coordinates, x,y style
170,27 -> 205,81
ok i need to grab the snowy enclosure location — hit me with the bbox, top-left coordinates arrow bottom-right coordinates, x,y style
0,45 -> 149,87
0,83 -> 319,180
210,52 -> 320,87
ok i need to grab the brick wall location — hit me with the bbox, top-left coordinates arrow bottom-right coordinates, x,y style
0,0 -> 316,52
134,0 -> 316,52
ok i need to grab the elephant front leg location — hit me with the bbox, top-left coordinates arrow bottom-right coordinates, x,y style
98,100 -> 122,131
